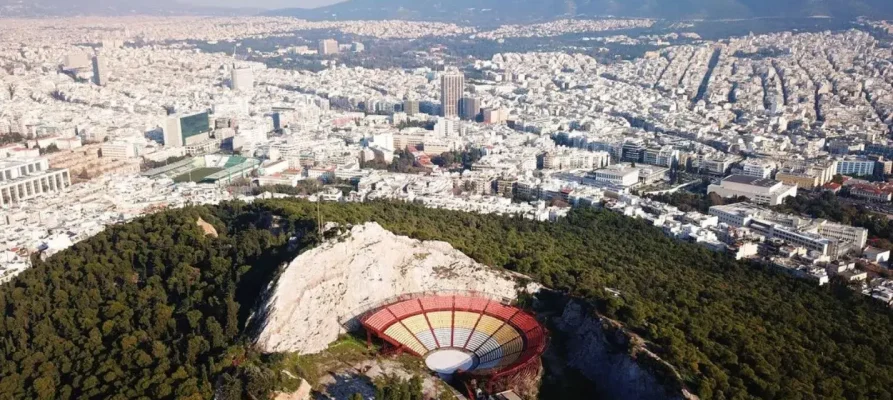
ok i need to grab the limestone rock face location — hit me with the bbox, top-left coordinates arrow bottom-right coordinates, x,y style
556,301 -> 698,400
255,222 -> 539,354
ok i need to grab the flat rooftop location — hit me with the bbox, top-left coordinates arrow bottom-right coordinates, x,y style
722,174 -> 779,187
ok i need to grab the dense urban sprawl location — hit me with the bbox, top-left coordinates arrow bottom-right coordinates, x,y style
1,16 -> 892,305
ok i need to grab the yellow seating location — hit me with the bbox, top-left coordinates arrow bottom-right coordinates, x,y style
402,315 -> 429,334
475,315 -> 504,336
384,323 -> 426,355
426,311 -> 452,329
453,311 -> 480,329
492,324 -> 520,345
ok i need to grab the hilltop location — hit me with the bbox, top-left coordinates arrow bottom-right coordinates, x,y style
0,200 -> 890,399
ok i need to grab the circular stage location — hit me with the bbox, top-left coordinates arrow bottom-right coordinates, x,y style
360,293 -> 547,394
424,348 -> 476,374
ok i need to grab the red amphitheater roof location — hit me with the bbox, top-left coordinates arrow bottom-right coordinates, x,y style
360,293 -> 546,377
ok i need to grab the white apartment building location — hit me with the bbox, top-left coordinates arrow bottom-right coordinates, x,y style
433,117 -> 458,137
544,150 -> 610,170
0,158 -> 71,207
741,160 -> 774,178
837,158 -> 875,177
318,39 -> 339,55
700,158 -> 735,175
708,175 -> 797,206
231,65 -> 254,92
101,141 -> 139,160
817,222 -> 869,250
642,147 -> 678,168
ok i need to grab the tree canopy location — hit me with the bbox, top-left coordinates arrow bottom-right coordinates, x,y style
255,199 -> 893,400
0,199 -> 891,399
0,205 -> 313,399
776,192 -> 893,249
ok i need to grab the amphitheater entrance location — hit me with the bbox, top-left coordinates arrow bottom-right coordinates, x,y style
424,348 -> 476,375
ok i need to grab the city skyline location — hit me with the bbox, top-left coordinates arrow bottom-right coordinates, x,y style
0,9 -> 892,400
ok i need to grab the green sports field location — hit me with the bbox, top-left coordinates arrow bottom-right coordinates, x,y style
172,167 -> 224,183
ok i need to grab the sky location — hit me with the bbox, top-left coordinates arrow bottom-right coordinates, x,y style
184,0 -> 343,9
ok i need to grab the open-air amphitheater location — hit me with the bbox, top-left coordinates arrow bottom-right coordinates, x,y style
360,293 -> 547,396
255,222 -> 546,398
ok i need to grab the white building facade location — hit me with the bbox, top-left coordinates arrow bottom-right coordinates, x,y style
0,158 -> 71,206
708,175 -> 797,206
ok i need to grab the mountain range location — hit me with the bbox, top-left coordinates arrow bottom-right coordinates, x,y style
0,0 -> 255,17
266,0 -> 893,23
1,0 -> 892,22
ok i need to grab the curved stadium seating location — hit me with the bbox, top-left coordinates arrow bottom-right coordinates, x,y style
361,295 -> 546,373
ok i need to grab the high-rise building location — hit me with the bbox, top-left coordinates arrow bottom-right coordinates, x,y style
271,112 -> 281,131
164,116 -> 183,147
460,97 -> 481,120
403,100 -> 420,116
91,55 -> 106,86
440,70 -> 465,118
231,64 -> 254,92
64,52 -> 89,70
318,39 -> 339,56
403,100 -> 419,115
164,112 -> 211,148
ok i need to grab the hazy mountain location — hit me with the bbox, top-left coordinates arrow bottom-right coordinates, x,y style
0,0 -> 256,17
266,0 -> 893,23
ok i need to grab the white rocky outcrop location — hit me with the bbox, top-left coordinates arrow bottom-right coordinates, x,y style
255,222 -> 540,355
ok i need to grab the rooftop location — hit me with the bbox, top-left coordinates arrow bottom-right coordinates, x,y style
722,174 -> 779,187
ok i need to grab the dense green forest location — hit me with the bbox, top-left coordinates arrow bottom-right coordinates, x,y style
1,199 -> 892,399
0,206 -> 317,399
255,200 -> 893,399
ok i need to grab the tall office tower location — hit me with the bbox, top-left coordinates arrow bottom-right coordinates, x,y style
91,55 -> 106,86
460,96 -> 481,120
318,39 -> 339,56
231,64 -> 254,91
164,112 -> 212,148
403,100 -> 420,116
271,112 -> 281,131
164,116 -> 183,147
440,70 -> 465,118
64,52 -> 89,70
